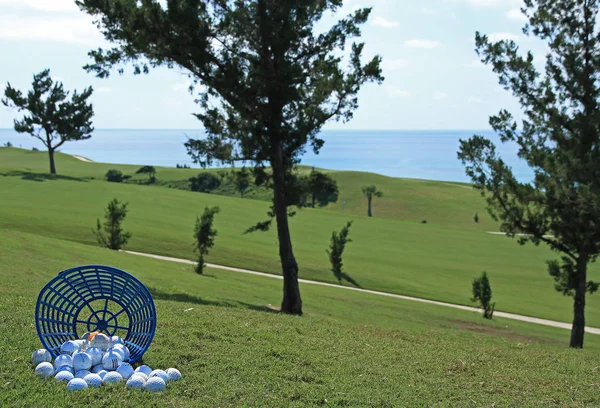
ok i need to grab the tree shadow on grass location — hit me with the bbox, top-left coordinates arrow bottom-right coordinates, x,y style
148,287 -> 280,314
0,170 -> 89,182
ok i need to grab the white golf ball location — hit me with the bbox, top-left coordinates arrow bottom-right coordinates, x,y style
31,349 -> 52,366
149,369 -> 168,383
90,333 -> 110,351
126,375 -> 146,390
67,378 -> 88,391
83,373 -> 103,388
55,371 -> 74,382
102,350 -> 123,371
35,362 -> 55,378
86,347 -> 103,366
60,341 -> 79,356
53,354 -> 73,370
96,370 -> 108,379
73,352 -> 92,371
56,365 -> 74,375
166,368 -> 182,382
109,336 -> 124,348
102,371 -> 123,386
145,377 -> 166,392
75,369 -> 91,379
116,362 -> 135,380
110,344 -> 130,361
134,365 -> 152,377
132,372 -> 148,381
90,364 -> 104,374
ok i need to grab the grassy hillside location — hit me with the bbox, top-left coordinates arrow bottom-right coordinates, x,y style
1,159 -> 599,326
2,229 -> 599,407
0,147 -> 492,229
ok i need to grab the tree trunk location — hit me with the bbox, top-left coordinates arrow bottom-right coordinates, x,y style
367,196 -> 372,217
48,148 -> 56,175
271,148 -> 302,315
570,256 -> 588,348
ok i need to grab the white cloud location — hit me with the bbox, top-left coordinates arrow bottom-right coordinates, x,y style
0,14 -> 102,45
51,76 -> 64,83
463,60 -> 484,68
372,16 -> 400,28
172,80 -> 192,92
488,32 -> 520,42
420,7 -> 437,14
506,8 -> 527,22
166,98 -> 183,106
385,86 -> 410,97
0,0 -> 79,13
433,92 -> 448,100
382,59 -> 409,71
96,87 -> 112,93
405,40 -> 442,49
468,96 -> 482,103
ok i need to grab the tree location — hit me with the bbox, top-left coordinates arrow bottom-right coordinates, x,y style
471,271 -> 495,319
2,69 -> 93,174
193,206 -> 220,274
361,185 -> 383,217
78,0 -> 382,315
474,213 -> 479,224
189,173 -> 221,193
234,168 -> 251,199
457,0 -> 600,348
327,221 -> 359,287
136,165 -> 156,183
106,169 -> 125,183
93,199 -> 132,250
307,171 -> 339,208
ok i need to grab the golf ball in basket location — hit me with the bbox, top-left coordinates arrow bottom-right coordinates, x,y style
116,362 -> 135,380
126,375 -> 146,390
73,352 -> 92,371
134,365 -> 152,377
86,347 -> 103,366
60,341 -> 79,356
54,354 -> 73,369
149,369 -> 168,383
35,362 -> 55,378
96,370 -> 108,379
102,371 -> 123,386
109,336 -> 124,348
67,378 -> 88,391
111,344 -> 130,361
102,350 -> 123,371
90,333 -> 110,350
145,377 -> 166,392
166,368 -> 182,382
83,373 -> 103,388
74,339 -> 88,350
55,371 -> 74,383
91,364 -> 104,373
56,365 -> 74,375
75,369 -> 91,379
31,349 -> 52,366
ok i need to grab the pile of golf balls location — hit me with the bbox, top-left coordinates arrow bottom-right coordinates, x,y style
31,332 -> 182,392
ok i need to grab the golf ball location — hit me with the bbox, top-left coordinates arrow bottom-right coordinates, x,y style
75,369 -> 91,379
86,347 -> 103,366
83,373 -> 103,388
126,375 -> 146,390
102,371 -> 123,386
109,336 -> 124,348
96,370 -> 108,379
53,354 -> 73,369
31,349 -> 52,366
134,365 -> 152,377
149,369 -> 168,383
116,362 -> 135,380
73,352 -> 92,371
166,368 -> 182,382
133,372 -> 148,381
110,344 -> 130,361
90,364 -> 104,374
102,350 -> 123,371
60,341 -> 79,356
90,333 -> 110,350
55,371 -> 74,383
145,377 -> 166,392
35,362 -> 55,378
56,365 -> 74,375
67,378 -> 88,391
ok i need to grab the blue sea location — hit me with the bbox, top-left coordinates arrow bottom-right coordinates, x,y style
0,129 -> 532,183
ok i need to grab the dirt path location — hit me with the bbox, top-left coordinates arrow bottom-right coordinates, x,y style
122,249 -> 600,335
71,155 -> 93,163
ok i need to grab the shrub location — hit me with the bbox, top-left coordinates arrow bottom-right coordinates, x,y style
136,165 -> 156,183
327,221 -> 360,287
93,199 -> 132,250
474,213 -> 479,223
421,220 -> 427,224
193,206 -> 220,274
4,141 -> 13,147
471,271 -> 495,319
189,173 -> 221,193
32,147 -> 39,151
105,169 -> 125,183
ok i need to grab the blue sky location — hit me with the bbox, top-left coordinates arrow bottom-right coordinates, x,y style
0,0 -> 540,130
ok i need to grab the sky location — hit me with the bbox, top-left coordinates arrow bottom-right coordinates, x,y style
0,0 -> 541,130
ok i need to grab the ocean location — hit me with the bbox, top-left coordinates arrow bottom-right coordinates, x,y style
0,129 -> 532,183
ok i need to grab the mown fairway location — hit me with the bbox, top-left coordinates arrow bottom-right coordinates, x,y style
1,147 -> 599,326
1,229 -> 600,407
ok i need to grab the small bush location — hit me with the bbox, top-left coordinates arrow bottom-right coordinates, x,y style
193,206 -> 220,274
4,141 -> 13,147
421,220 -> 427,224
93,198 -> 132,250
474,213 -> 479,223
136,165 -> 156,183
327,221 -> 360,287
471,271 -> 495,319
105,169 -> 125,183
189,173 -> 221,193
32,147 -> 39,151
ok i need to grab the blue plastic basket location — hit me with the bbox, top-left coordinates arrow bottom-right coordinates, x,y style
35,265 -> 156,363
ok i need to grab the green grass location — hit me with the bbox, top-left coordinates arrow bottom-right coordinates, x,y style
1,160 -> 599,327
2,229 -> 600,407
